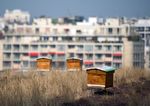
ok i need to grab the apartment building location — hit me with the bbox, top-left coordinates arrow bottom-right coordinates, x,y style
4,9 -> 30,24
1,18 -> 144,70
133,19 -> 150,69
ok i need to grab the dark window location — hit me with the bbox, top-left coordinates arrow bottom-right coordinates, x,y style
108,28 -> 113,34
105,62 -> 111,66
146,27 -> 150,31
35,28 -> 39,33
117,28 -> 120,34
105,54 -> 112,57
137,27 -> 144,32
113,56 -> 122,60
76,30 -> 82,34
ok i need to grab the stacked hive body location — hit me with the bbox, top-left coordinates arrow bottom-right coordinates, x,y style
66,58 -> 82,71
86,66 -> 116,88
36,58 -> 52,71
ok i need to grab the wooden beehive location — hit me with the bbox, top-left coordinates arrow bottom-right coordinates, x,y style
86,66 -> 116,88
36,58 -> 52,71
66,58 -> 82,71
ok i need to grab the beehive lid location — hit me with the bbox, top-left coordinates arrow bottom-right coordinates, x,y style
86,65 -> 116,73
99,65 -> 116,72
37,57 -> 51,60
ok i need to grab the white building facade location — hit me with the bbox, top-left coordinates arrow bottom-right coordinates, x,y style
4,9 -> 30,24
134,19 -> 150,69
0,18 -> 145,70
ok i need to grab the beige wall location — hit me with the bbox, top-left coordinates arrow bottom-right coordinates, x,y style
122,38 -> 134,68
122,37 -> 145,68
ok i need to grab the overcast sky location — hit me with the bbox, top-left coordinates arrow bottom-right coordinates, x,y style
0,0 -> 150,18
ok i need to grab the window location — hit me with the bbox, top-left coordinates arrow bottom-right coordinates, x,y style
146,27 -> 150,31
85,54 -> 93,60
62,37 -> 73,41
85,64 -> 93,68
31,45 -> 38,51
4,45 -> 11,51
57,62 -> 65,69
40,45 -> 47,49
95,54 -> 102,59
13,53 -> 20,60
22,45 -> 29,51
30,56 -> 38,59
77,45 -> 83,51
137,27 -> 144,32
68,53 -> 74,58
3,61 -> 11,68
113,63 -> 122,68
95,62 -> 103,67
77,37 -> 86,41
146,39 -> 150,46
53,37 -> 58,41
3,53 -> 11,59
15,36 -> 21,41
85,45 -> 93,52
35,28 -> 39,33
146,34 -> 150,40
50,45 -> 56,48
133,62 -> 140,67
57,45 -> 65,51
126,27 -> 128,33
23,61 -> 28,67
43,36 -> 49,41
113,56 -> 122,60
114,45 -> 122,51
117,28 -> 120,34
40,36 -> 49,41
76,30 -> 82,34
6,36 -> 13,42
105,62 -> 111,66
105,45 -> 112,51
68,45 -> 75,49
95,45 -> 102,50
108,28 -> 113,34
22,53 -> 28,56
13,45 -> 20,51
57,55 -> 65,60
77,53 -> 83,59
133,53 -> 140,60
105,54 -> 112,58
140,34 -> 145,38
64,28 -> 70,33
30,61 -> 36,68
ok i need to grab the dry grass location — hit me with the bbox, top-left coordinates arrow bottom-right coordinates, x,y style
0,70 -> 87,106
0,68 -> 150,106
114,68 -> 149,85
68,68 -> 150,106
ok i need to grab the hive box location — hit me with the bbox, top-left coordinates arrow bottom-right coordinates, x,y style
66,58 -> 82,71
86,66 -> 116,88
36,58 -> 52,71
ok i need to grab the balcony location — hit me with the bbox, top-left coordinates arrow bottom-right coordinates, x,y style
84,61 -> 94,65
104,57 -> 113,62
3,56 -> 11,61
67,48 -> 77,53
21,56 -> 30,61
113,60 -> 122,63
